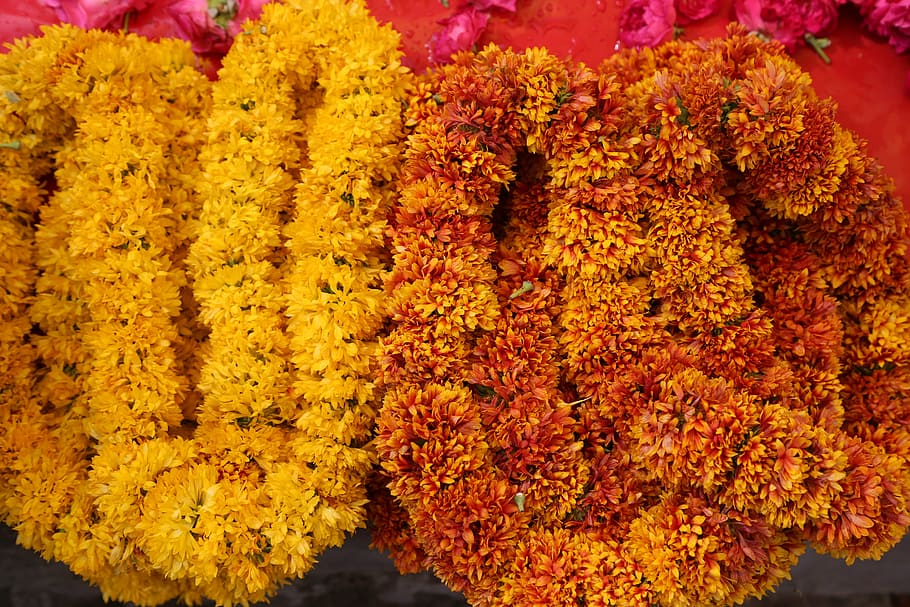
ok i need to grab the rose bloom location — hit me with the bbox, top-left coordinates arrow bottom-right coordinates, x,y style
40,0 -> 152,29
168,0 -> 271,54
855,0 -> 910,53
619,0 -> 677,48
733,0 -> 841,49
676,0 -> 722,24
429,6 -> 490,63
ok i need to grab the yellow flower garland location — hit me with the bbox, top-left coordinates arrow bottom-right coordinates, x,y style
1,28 -> 102,561
2,26 -> 211,604
0,25 -> 83,518
179,1 -> 408,602
1,2 -> 410,604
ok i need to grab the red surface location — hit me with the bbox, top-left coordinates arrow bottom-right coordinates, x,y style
1,0 -> 907,206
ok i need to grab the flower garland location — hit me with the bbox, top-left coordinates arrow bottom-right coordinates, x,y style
1,25 -> 211,604
373,28 -> 910,607
0,1 -> 410,604
0,25 -> 95,548
179,0 -> 408,603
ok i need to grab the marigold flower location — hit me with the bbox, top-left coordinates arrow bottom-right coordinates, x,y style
375,31 -> 910,607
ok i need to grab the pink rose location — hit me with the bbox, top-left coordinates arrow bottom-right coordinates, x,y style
39,0 -> 151,29
618,0 -> 677,48
733,0 -> 840,50
168,0 -> 270,55
429,7 -> 490,63
856,0 -> 910,54
675,0 -> 722,24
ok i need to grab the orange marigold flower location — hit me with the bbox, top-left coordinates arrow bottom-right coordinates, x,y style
376,30 -> 910,607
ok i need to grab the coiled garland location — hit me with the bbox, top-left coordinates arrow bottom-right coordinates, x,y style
371,26 -> 910,607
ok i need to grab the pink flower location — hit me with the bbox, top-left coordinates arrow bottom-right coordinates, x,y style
429,7 -> 490,63
675,0 -> 722,24
733,0 -> 840,50
855,0 -> 910,54
39,0 -> 151,29
168,0 -> 270,55
619,0 -> 677,48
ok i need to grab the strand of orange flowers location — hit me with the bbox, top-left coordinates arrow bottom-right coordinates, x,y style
376,46 -> 651,606
716,35 -> 910,559
374,29 -> 910,607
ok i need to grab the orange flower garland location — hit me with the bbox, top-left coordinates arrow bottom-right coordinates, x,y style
373,28 -> 910,607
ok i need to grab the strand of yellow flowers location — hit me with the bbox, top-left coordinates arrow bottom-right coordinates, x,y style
53,32 -> 211,605
374,28 -> 910,607
0,25 -> 83,521
179,1 -> 408,604
1,2 -> 409,603
0,27 -> 211,605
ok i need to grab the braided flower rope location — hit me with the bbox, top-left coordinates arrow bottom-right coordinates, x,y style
1,26 -> 211,604
0,1 -> 409,604
182,0 -> 408,602
0,26 -> 82,515
373,28 -> 910,607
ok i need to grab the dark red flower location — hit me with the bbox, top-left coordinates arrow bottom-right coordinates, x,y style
168,0 -> 271,55
855,0 -> 910,53
39,0 -> 151,29
429,6 -> 490,63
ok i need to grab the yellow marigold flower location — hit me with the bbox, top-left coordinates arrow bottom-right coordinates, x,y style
137,462 -> 222,582
181,1 -> 410,603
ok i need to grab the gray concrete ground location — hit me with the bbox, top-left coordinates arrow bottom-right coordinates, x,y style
1,524 -> 907,606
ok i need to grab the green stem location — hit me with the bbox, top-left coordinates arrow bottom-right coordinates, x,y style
514,492 -> 525,512
0,141 -> 21,150
508,280 -> 534,300
804,33 -> 832,64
